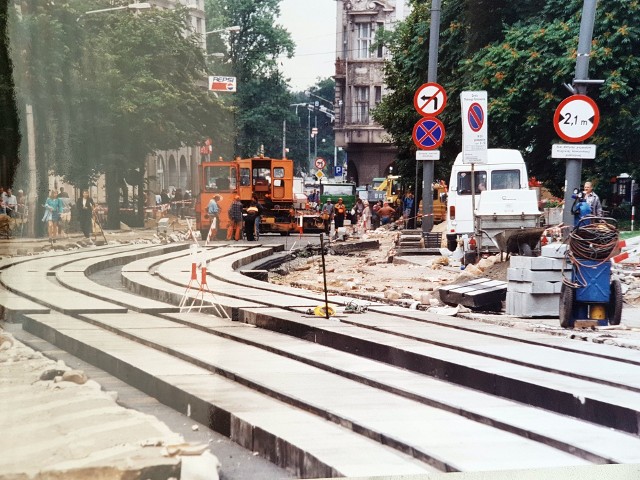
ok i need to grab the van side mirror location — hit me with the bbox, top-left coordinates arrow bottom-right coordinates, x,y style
440,192 -> 448,203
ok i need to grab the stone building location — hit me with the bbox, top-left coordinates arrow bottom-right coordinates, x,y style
145,0 -> 208,198
334,0 -> 409,186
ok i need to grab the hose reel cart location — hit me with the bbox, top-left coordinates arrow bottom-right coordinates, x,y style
559,217 -> 623,328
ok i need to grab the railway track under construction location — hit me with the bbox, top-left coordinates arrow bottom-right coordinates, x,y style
2,240 -> 640,478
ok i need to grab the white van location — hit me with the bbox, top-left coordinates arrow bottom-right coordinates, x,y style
446,149 -> 530,251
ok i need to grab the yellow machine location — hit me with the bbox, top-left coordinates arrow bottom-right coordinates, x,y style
371,176 -> 447,223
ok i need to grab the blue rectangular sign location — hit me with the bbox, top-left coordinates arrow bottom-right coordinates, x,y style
335,166 -> 343,176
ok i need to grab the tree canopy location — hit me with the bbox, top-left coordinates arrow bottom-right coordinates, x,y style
9,1 -> 226,228
205,0 -> 295,159
374,0 -> 640,195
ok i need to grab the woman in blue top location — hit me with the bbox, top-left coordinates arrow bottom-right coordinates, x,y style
43,190 -> 63,242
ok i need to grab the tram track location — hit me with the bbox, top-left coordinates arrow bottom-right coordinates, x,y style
4,241 -> 640,477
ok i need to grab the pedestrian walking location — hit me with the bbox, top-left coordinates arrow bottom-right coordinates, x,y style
43,190 -> 63,243
378,202 -> 396,226
77,189 -> 95,239
360,200 -> 371,232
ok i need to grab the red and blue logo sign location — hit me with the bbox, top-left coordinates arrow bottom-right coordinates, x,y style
413,117 -> 445,150
467,102 -> 484,132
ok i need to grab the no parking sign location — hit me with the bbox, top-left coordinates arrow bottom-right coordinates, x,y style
461,91 -> 488,164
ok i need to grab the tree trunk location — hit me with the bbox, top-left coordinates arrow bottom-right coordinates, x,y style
105,168 -> 120,229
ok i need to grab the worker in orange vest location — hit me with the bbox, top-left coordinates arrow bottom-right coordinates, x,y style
334,198 -> 347,230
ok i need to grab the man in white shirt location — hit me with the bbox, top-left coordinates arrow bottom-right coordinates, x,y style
584,182 -> 603,217
4,188 -> 17,217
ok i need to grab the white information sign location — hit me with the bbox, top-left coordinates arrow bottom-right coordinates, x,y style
461,91 -> 488,164
552,144 -> 596,159
416,150 -> 440,161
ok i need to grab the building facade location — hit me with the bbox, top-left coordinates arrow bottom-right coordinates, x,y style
334,0 -> 409,186
144,0 -> 207,198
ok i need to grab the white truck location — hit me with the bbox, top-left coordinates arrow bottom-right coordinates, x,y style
446,149 -> 541,255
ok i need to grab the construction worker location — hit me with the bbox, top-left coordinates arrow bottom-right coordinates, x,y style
227,195 -> 243,241
206,194 -> 221,240
334,198 -> 347,230
321,198 -> 334,235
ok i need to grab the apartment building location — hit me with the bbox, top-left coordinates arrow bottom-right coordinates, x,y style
334,0 -> 409,185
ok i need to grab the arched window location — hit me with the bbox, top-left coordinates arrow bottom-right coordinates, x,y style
156,156 -> 165,191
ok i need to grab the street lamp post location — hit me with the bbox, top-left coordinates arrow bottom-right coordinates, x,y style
205,25 -> 241,35
78,3 -> 151,20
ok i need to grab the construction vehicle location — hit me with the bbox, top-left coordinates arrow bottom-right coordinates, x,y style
368,175 -> 448,224
445,148 -> 542,257
195,155 -> 298,239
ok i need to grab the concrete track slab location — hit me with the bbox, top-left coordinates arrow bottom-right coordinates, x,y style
237,306 -> 640,434
149,313 -> 640,463
22,313 -> 438,478
366,307 -> 640,365
334,313 -> 640,389
66,313 -> 599,472
56,270 -> 179,313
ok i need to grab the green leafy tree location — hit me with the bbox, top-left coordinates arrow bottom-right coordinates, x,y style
464,0 -> 640,194
205,0 -> 295,158
0,0 -> 19,189
375,0 -> 640,197
9,2 -> 227,229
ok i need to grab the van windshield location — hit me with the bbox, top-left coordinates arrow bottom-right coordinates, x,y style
491,170 -> 521,190
457,171 -> 487,195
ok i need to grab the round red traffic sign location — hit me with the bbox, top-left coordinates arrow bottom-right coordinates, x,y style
412,117 -> 445,150
413,82 -> 447,117
314,157 -> 326,169
553,95 -> 600,143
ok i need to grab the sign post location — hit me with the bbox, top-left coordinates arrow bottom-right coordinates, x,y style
460,91 -> 488,164
413,80 -> 447,233
554,94 -> 600,224
460,91 -> 488,233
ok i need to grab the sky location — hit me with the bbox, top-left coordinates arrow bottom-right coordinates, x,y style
277,0 -> 337,92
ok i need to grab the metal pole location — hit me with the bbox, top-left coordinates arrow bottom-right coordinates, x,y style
314,115 -> 318,160
282,119 -> 286,158
308,108 -> 311,172
25,104 -> 37,237
320,234 -> 330,319
562,0 -> 598,225
421,0 -> 441,234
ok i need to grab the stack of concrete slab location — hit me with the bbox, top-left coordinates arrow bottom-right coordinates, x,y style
506,245 -> 570,317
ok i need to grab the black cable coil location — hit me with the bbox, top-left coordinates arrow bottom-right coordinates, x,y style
568,220 -> 619,261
